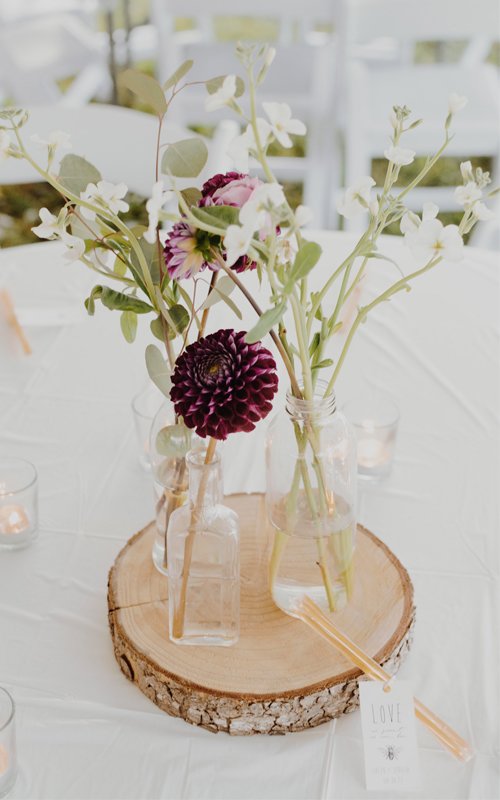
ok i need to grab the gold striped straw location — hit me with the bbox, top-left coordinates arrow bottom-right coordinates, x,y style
296,595 -> 474,763
1,289 -> 32,355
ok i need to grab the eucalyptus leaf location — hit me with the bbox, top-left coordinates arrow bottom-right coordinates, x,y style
309,332 -> 321,358
150,316 -> 164,342
120,310 -> 137,343
58,154 -> 101,196
366,251 -> 405,278
129,238 -> 161,293
245,304 -> 285,344
288,241 -> 322,285
180,187 -> 202,207
190,204 -> 239,229
200,278 -> 241,319
118,69 -> 168,116
145,344 -> 172,397
156,425 -> 192,458
206,75 -> 245,98
163,59 -> 194,91
162,138 -> 208,178
168,303 -> 190,334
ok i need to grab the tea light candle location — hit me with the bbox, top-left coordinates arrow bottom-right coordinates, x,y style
0,504 -> 30,535
343,396 -> 399,480
357,436 -> 390,468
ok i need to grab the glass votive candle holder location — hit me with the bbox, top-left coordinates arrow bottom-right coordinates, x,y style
0,458 -> 38,549
0,688 -> 17,798
131,383 -> 164,471
343,394 -> 399,480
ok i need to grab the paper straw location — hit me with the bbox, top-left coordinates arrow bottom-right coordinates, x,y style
297,595 -> 474,763
1,289 -> 32,355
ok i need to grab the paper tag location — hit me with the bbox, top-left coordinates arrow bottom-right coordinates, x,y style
359,679 -> 420,791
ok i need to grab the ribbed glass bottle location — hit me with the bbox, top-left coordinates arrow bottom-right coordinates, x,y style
266,382 -> 357,615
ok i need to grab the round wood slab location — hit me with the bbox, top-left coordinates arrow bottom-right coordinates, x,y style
108,493 -> 415,735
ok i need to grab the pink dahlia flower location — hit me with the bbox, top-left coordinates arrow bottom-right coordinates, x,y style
163,220 -> 218,280
170,329 -> 279,440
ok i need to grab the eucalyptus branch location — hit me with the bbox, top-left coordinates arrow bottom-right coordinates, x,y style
198,270 -> 218,340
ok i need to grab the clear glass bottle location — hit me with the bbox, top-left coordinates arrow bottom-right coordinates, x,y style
150,400 -> 195,575
167,449 -> 240,646
266,382 -> 357,616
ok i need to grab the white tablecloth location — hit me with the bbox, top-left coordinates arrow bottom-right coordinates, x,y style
0,233 -> 498,800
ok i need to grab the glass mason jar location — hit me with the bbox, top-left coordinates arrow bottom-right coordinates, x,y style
167,449 -> 240,646
266,383 -> 357,616
149,399 -> 196,575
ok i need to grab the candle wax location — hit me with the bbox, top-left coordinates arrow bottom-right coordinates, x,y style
357,437 -> 389,468
0,504 -> 29,535
0,745 -> 9,777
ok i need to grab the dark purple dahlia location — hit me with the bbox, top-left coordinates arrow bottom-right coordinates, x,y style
170,329 -> 279,440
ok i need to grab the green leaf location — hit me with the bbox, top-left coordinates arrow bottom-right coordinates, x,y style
145,344 -> 172,397
309,332 -> 321,358
118,69 -> 168,116
129,238 -> 161,293
200,277 -> 242,320
150,316 -> 164,341
168,303 -> 190,334
161,138 -> 208,178
311,358 -> 334,371
84,285 -> 153,315
58,154 -> 102,196
163,59 -> 194,91
180,187 -> 202,207
113,257 -> 127,278
189,204 -> 239,229
120,310 -> 137,343
206,75 -> 245,98
245,304 -> 285,344
155,424 -> 192,458
288,241 -> 322,284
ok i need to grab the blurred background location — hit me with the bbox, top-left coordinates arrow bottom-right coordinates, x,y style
0,0 -> 499,249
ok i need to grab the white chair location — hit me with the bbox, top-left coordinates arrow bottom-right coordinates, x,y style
149,0 -> 345,227
0,8 -> 110,107
338,0 -> 500,229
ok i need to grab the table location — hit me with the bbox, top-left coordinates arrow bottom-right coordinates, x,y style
0,233 -> 498,799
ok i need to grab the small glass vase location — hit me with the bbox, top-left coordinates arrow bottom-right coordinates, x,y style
167,449 -> 240,646
150,400 -> 194,575
266,382 -> 357,615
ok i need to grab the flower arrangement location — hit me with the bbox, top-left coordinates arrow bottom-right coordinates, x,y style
1,44 -> 497,627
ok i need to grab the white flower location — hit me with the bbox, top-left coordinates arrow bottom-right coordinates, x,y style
336,177 -> 375,219
401,202 -> 438,234
224,224 -> 253,267
227,119 -> 271,172
205,75 -> 237,112
472,201 -> 495,221
384,145 -> 415,166
144,181 -> 171,244
448,93 -> 468,114
31,130 -> 72,150
61,233 -> 85,262
262,102 -> 306,148
276,234 -> 298,266
454,181 -> 482,207
32,207 -> 64,239
80,180 -> 129,221
294,205 -> 313,228
0,131 -> 13,160
264,47 -> 276,67
406,218 -> 463,262
460,161 -> 473,182
239,183 -> 285,233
